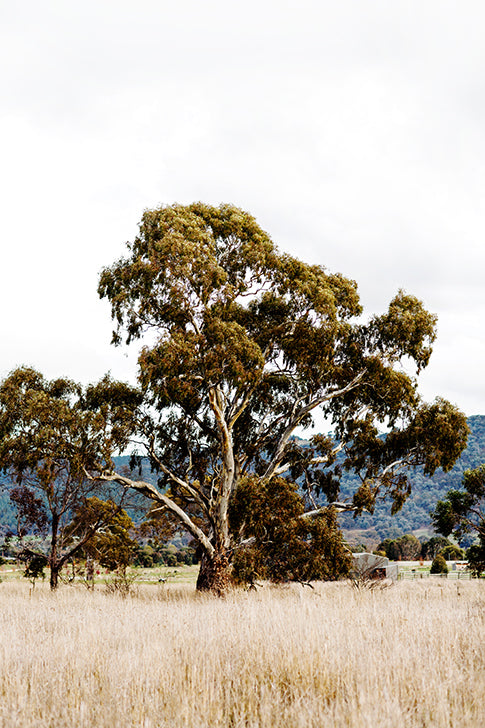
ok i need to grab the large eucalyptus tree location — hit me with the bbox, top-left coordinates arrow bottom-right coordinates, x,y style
96,202 -> 468,593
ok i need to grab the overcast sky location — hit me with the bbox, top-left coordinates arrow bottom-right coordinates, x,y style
1,1 -> 484,418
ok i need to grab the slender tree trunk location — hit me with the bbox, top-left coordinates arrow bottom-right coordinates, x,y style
50,562 -> 60,590
49,513 -> 60,591
196,549 -> 231,595
85,555 -> 95,590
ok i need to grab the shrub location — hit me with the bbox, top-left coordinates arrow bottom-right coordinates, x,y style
430,553 -> 448,574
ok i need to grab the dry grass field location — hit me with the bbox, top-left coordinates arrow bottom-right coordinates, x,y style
0,579 -> 484,727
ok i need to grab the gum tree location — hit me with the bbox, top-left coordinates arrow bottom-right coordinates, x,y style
432,464 -> 485,575
95,202 -> 468,594
0,367 -> 139,589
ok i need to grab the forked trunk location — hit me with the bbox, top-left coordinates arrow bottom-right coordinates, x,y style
196,550 -> 231,595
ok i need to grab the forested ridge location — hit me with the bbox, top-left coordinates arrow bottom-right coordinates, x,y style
338,414 -> 485,539
1,415 -> 483,540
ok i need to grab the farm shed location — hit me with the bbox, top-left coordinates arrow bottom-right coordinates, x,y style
351,552 -> 398,582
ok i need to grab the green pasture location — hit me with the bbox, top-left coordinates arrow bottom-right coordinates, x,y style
0,562 -> 200,586
1,560 -> 481,587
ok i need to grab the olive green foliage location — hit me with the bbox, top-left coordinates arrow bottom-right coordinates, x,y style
439,544 -> 464,560
430,553 -> 448,574
465,544 -> 485,577
0,368 -> 140,589
432,464 -> 485,576
92,203 -> 468,591
229,476 -> 352,585
69,497 -> 138,573
18,549 -> 48,584
134,542 -> 196,567
432,465 -> 485,540
420,536 -> 451,560
377,533 -> 422,560
395,533 -> 421,560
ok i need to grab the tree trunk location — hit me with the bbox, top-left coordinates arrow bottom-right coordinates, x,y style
196,550 -> 231,595
50,562 -> 59,591
85,556 -> 95,590
49,512 -> 60,591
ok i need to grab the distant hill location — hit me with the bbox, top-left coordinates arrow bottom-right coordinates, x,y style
338,415 -> 485,541
1,416 -> 484,540
0,457 -> 158,535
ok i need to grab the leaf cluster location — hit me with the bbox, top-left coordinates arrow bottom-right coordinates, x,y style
68,497 -> 137,571
432,464 -> 485,542
229,476 -> 352,585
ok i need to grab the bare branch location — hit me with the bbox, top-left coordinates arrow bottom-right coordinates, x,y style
300,502 -> 362,518
85,468 -> 214,556
380,454 -> 415,477
146,445 -> 210,514
262,371 -> 366,482
305,473 -> 319,511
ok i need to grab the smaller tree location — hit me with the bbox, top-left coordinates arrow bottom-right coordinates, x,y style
69,497 -> 138,593
396,533 -> 421,561
17,549 -> 48,587
420,536 -> 451,560
377,533 -> 421,561
0,367 -> 139,589
432,464 -> 485,576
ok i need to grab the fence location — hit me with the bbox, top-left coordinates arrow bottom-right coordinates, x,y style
398,570 -> 473,580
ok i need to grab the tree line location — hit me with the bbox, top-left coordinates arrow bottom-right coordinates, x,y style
0,203 -> 475,593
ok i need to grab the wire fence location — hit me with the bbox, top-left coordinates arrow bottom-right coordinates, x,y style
398,570 -> 474,580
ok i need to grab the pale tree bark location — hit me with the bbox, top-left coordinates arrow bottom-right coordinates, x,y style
90,470 -> 215,558
262,372 -> 365,483
91,375 -> 371,594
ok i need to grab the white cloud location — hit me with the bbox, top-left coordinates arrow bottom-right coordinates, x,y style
0,0 -> 484,416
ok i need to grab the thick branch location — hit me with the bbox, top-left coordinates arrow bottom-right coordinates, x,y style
300,502 -> 361,518
208,387 -> 234,472
86,469 -> 214,557
57,513 -> 119,568
227,386 -> 255,430
147,445 -> 210,514
262,371 -> 365,482
273,441 -> 346,477
379,453 -> 416,478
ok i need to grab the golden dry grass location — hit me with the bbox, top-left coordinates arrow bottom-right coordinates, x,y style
0,579 -> 484,727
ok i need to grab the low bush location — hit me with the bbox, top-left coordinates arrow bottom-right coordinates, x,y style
430,553 -> 448,574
